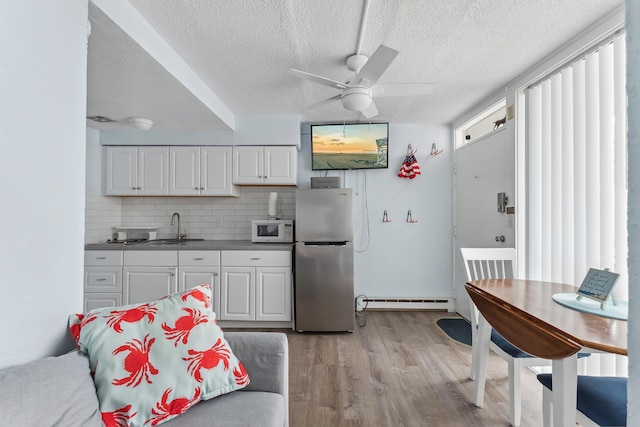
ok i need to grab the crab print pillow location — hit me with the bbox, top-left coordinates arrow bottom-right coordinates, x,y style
68,284 -> 249,427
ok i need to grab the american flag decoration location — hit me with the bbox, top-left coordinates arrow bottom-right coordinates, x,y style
398,146 -> 421,179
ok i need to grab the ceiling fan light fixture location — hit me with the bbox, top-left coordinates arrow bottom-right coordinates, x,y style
341,87 -> 372,112
128,117 -> 154,131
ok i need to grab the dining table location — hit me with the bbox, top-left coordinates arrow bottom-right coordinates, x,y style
465,278 -> 627,427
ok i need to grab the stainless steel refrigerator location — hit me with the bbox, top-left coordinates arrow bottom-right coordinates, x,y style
295,188 -> 354,332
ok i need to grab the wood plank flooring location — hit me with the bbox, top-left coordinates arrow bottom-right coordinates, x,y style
249,311 -> 545,427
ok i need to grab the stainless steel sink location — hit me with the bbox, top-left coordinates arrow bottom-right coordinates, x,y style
147,238 -> 205,245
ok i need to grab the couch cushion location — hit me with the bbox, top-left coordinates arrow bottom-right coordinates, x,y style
0,350 -> 102,427
69,284 -> 249,427
161,391 -> 285,427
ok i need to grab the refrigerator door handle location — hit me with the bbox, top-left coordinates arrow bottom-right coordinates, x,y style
303,241 -> 349,246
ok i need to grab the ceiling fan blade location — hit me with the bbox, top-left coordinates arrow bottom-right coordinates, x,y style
288,69 -> 350,90
372,83 -> 435,97
351,45 -> 399,87
360,100 -> 379,119
307,94 -> 341,109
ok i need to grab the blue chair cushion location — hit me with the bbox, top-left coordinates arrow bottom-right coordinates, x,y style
491,330 -> 591,359
491,330 -> 533,358
537,373 -> 627,426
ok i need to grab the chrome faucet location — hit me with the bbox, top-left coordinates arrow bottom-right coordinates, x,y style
170,212 -> 185,240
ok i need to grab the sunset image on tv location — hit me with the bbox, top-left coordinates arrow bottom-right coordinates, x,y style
311,123 -> 388,170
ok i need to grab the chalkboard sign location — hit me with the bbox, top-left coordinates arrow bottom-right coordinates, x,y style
576,268 -> 620,305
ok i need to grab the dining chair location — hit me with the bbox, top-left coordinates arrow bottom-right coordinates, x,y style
460,247 -> 551,427
537,373 -> 627,427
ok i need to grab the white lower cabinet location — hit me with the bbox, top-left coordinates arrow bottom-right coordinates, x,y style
179,250 -> 221,317
220,251 -> 292,322
256,267 -> 292,321
123,267 -> 178,305
84,249 -> 291,325
84,251 -> 123,312
123,251 -> 178,305
85,293 -> 122,312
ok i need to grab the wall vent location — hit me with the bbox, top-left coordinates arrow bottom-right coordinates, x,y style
364,297 -> 451,311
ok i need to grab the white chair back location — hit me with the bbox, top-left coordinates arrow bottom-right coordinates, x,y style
460,247 -> 517,282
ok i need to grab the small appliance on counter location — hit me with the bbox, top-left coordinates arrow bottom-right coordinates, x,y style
251,219 -> 294,243
109,226 -> 158,243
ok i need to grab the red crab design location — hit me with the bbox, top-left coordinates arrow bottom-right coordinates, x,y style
101,404 -> 137,427
145,387 -> 201,426
162,307 -> 209,346
181,286 -> 211,309
233,362 -> 250,386
69,312 -> 97,346
112,334 -> 158,387
183,338 -> 231,382
104,302 -> 157,333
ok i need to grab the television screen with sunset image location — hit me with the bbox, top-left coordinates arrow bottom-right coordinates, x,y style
311,123 -> 389,170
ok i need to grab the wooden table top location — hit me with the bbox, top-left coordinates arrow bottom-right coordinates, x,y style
466,279 -> 627,357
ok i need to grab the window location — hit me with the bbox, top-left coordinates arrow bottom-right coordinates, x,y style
525,32 -> 627,375
455,99 -> 506,149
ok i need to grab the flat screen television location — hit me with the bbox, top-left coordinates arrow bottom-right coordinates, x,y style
311,122 -> 389,170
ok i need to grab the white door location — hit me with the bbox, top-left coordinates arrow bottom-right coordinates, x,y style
264,146 -> 297,185
170,146 -> 200,195
233,146 -> 263,184
220,267 -> 255,320
454,128 -> 515,320
123,267 -> 177,304
201,147 -> 237,196
256,267 -> 291,321
105,146 -> 137,195
84,293 -> 122,312
138,146 -> 169,196
179,267 -> 220,315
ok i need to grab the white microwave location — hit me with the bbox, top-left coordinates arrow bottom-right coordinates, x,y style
251,220 -> 294,243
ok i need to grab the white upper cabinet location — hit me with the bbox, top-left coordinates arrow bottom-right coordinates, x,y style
170,146 -> 200,195
200,147 -> 239,196
167,146 -> 240,196
233,146 -> 297,185
104,146 -> 169,196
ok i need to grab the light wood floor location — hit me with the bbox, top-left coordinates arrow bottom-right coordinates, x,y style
278,311 -> 544,427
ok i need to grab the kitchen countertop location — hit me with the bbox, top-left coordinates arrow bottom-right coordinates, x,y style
85,240 -> 294,251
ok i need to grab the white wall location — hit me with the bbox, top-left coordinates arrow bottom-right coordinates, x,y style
117,187 -> 296,241
626,1 -> 639,424
0,0 -> 88,369
298,123 -> 453,299
87,122 -> 453,301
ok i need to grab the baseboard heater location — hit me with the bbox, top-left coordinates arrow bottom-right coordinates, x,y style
364,298 -> 451,311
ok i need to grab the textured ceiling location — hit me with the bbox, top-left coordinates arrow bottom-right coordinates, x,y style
86,0 -> 623,131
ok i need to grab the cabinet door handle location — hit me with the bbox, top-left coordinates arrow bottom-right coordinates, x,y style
193,257 -> 204,261
251,257 -> 261,260
213,272 -> 218,276
96,278 -> 107,281
200,187 -> 204,190
96,257 -> 107,260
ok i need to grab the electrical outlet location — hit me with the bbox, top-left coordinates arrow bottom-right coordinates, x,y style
356,297 -> 366,312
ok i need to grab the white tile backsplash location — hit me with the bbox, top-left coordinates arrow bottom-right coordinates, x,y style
85,187 -> 296,243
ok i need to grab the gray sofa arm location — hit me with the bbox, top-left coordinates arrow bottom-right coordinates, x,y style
225,332 -> 288,395
225,332 -> 289,425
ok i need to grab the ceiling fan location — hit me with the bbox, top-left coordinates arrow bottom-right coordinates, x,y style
288,44 -> 434,118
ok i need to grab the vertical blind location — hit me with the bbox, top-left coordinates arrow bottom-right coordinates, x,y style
525,33 -> 627,375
